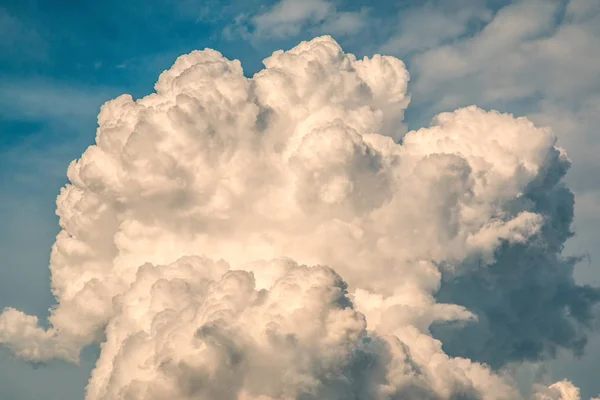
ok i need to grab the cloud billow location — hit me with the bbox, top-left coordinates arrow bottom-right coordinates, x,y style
433,154 -> 600,368
0,36 -> 597,399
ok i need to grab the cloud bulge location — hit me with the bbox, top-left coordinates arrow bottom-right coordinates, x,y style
0,36 -> 598,399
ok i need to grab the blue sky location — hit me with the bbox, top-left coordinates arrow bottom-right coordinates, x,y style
1,0 -> 599,399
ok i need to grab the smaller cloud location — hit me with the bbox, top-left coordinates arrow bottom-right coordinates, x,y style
320,8 -> 368,37
532,379 -> 584,400
225,0 -> 369,41
252,0 -> 331,38
380,0 -> 492,56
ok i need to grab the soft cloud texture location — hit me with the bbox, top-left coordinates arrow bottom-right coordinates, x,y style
409,0 -> 600,109
0,36 -> 597,399
226,0 -> 368,40
380,0 -> 492,55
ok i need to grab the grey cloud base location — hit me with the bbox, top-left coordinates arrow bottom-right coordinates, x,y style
0,36 -> 597,400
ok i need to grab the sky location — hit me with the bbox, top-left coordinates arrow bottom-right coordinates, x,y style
0,0 -> 599,399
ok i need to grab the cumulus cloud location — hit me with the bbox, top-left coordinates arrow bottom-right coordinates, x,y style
0,36 -> 598,399
532,380 -> 589,400
86,257 -> 517,400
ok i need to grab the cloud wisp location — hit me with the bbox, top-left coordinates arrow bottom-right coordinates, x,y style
0,36 -> 598,399
225,0 -> 368,41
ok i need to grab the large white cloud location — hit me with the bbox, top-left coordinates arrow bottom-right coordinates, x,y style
0,36 -> 597,399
